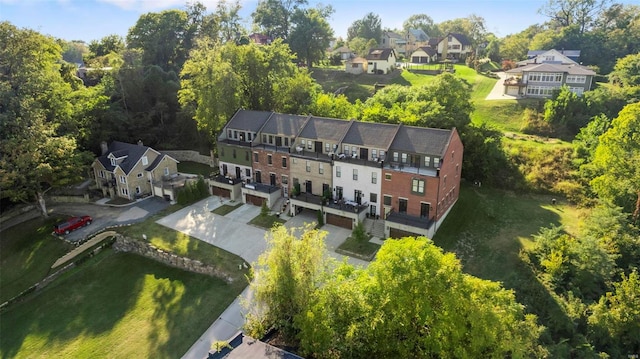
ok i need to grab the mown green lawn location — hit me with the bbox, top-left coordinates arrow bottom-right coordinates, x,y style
0,216 -> 73,303
0,249 -> 245,359
249,214 -> 286,230
336,235 -> 379,261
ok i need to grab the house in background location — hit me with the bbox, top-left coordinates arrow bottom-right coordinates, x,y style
345,56 -> 368,74
405,28 -> 429,55
366,48 -> 397,74
248,33 -> 272,45
435,33 -> 473,60
504,49 -> 595,97
410,46 -> 438,63
381,31 -> 407,56
92,141 -> 179,201
526,49 -> 580,64
332,45 -> 355,61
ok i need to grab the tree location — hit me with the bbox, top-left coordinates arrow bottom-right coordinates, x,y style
297,237 -> 544,358
252,0 -> 307,40
438,15 -> 487,47
347,12 -> 382,42
87,34 -> 124,60
609,52 -> 640,100
539,0 -> 610,33
288,5 -> 334,68
0,22 -> 89,216
403,14 -> 440,37
214,0 -> 244,43
588,271 -> 640,356
245,225 -> 331,341
543,85 -> 590,138
59,40 -> 88,64
591,102 -> 640,222
179,40 -> 316,143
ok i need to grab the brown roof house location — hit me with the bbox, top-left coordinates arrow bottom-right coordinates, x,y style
92,141 -> 180,202
365,48 -> 397,74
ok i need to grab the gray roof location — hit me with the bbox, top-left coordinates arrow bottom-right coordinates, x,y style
226,110 -> 272,132
447,33 -> 471,46
261,113 -> 308,136
366,48 -> 395,61
299,116 -> 352,142
507,62 -> 595,75
528,49 -> 580,58
97,141 -> 153,175
408,28 -> 429,42
384,31 -> 404,40
342,122 -> 399,148
389,126 -> 452,156
414,46 -> 437,57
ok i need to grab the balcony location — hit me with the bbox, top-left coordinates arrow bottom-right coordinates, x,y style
242,182 -> 280,194
161,173 -> 191,189
220,139 -> 252,147
386,210 -> 433,230
504,76 -> 526,87
325,198 -> 368,214
384,162 -> 438,176
333,153 -> 384,168
212,175 -> 242,185
251,143 -> 291,154
291,148 -> 333,161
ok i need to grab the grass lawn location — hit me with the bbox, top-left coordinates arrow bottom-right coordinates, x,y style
211,203 -> 243,216
0,249 -> 246,359
472,99 -> 543,132
434,183 -> 583,332
0,216 -> 73,303
249,214 -> 286,230
177,161 -> 216,177
336,235 -> 380,261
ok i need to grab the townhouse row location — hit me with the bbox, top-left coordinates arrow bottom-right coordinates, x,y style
212,110 -> 463,239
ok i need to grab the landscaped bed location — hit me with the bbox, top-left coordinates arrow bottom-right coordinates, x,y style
249,213 -> 286,229
336,234 -> 380,261
211,203 -> 243,216
0,248 -> 246,358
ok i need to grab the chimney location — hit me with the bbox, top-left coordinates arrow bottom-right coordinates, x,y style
100,141 -> 108,155
137,140 -> 143,146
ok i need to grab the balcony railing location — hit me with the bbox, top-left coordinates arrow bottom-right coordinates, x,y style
213,175 -> 242,185
384,162 -> 438,176
220,139 -> 252,147
243,182 -> 279,194
386,210 -> 433,229
504,77 -> 526,86
333,153 -> 385,168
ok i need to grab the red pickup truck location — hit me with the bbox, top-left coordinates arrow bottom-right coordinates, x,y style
54,215 -> 93,235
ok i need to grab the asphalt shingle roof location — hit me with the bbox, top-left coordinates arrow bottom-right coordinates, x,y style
507,62 -> 595,76
260,113 -> 308,136
366,48 -> 395,61
389,126 -> 452,156
97,141 -> 150,175
342,122 -> 399,148
299,116 -> 351,142
226,110 -> 272,132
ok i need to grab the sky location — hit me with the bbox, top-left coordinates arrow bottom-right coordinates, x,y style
0,0 -> 636,43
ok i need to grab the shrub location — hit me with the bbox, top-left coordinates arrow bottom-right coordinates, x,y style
316,210 -> 324,228
352,221 -> 366,241
260,201 -> 269,217
177,176 -> 209,205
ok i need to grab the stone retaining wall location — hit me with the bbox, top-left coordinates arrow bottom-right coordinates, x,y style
113,236 -> 233,283
49,194 -> 91,203
162,150 -> 216,167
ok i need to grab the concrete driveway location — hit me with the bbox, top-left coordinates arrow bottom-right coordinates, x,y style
485,71 -> 518,100
46,197 -> 170,242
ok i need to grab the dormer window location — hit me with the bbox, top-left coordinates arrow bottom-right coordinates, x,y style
110,158 -> 116,166
142,156 -> 148,166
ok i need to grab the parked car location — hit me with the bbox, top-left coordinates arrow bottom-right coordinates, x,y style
54,215 -> 92,235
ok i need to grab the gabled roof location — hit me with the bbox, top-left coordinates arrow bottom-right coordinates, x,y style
333,45 -> 352,54
528,49 -> 580,60
260,113 -> 308,137
389,126 -> 453,156
442,33 -> 471,46
298,116 -> 352,142
346,56 -> 367,64
507,62 -> 595,76
383,31 -> 404,40
428,37 -> 441,47
145,153 -> 177,172
408,28 -> 429,42
225,110 -> 272,132
414,46 -> 437,57
366,48 -> 396,61
96,141 -> 161,175
519,49 -> 578,66
342,122 -> 400,149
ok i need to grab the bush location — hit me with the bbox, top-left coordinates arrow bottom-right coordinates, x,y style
352,221 -> 366,242
316,210 -> 324,228
520,108 -> 554,137
260,201 -> 269,217
177,176 -> 209,205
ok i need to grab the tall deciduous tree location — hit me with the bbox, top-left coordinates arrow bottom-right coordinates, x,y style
179,40 -> 315,142
288,5 -> 334,68
591,102 -> 640,222
539,0 -> 610,33
252,0 -> 307,40
403,14 -> 440,37
0,22 -> 89,216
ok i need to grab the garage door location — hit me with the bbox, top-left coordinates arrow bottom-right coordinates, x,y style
326,213 -> 352,229
211,186 -> 230,198
246,194 -> 266,206
389,227 -> 420,239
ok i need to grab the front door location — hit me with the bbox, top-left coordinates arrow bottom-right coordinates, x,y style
360,148 -> 369,160
255,171 -> 262,183
354,190 -> 362,205
336,186 -> 343,200
420,202 -> 430,218
314,141 -> 322,153
305,181 -> 312,194
370,204 -> 377,216
235,166 -> 241,179
270,173 -> 276,186
222,164 -> 228,176
399,198 -> 407,214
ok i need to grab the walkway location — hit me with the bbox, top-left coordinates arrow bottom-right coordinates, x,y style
485,71 -> 518,100
51,231 -> 117,269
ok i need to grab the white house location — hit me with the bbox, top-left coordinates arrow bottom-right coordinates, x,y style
365,48 -> 397,74
345,57 -> 368,74
410,46 -> 438,63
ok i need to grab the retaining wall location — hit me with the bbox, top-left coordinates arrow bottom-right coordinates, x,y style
162,150 -> 216,167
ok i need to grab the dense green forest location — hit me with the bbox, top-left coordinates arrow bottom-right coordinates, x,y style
1,0 -> 639,356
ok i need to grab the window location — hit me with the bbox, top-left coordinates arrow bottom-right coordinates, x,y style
137,173 -> 143,178
566,75 -> 586,84
262,134 -> 267,143
393,152 -> 399,162
380,150 -> 385,160
119,175 -> 126,184
401,153 -> 408,164
135,186 -> 141,194
336,166 -> 341,177
233,130 -> 238,139
412,178 -> 425,194
121,187 -> 129,196
307,141 -> 312,150
301,139 -> 306,148
319,163 -> 324,174
372,149 -> 377,159
451,44 -> 460,50
383,195 -> 392,206
325,143 -> 330,153
110,157 -> 116,166
526,85 -> 558,96
281,175 -> 288,184
385,173 -> 392,181
371,172 -> 377,184
268,154 -> 273,165
353,169 -> 358,180
434,158 -> 440,167
232,149 -> 236,158
306,161 -> 311,172
247,133 -> 252,141
544,55 -> 554,62
284,137 -> 289,146
370,193 -> 377,203
142,156 -> 148,166
528,72 -> 563,83
246,168 -> 251,177
351,147 -> 357,156
228,129 -> 232,138
424,156 -> 431,167
282,157 -> 287,168
569,87 -> 584,96
269,135 -> 273,144
254,152 -> 259,163
344,145 -> 350,154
